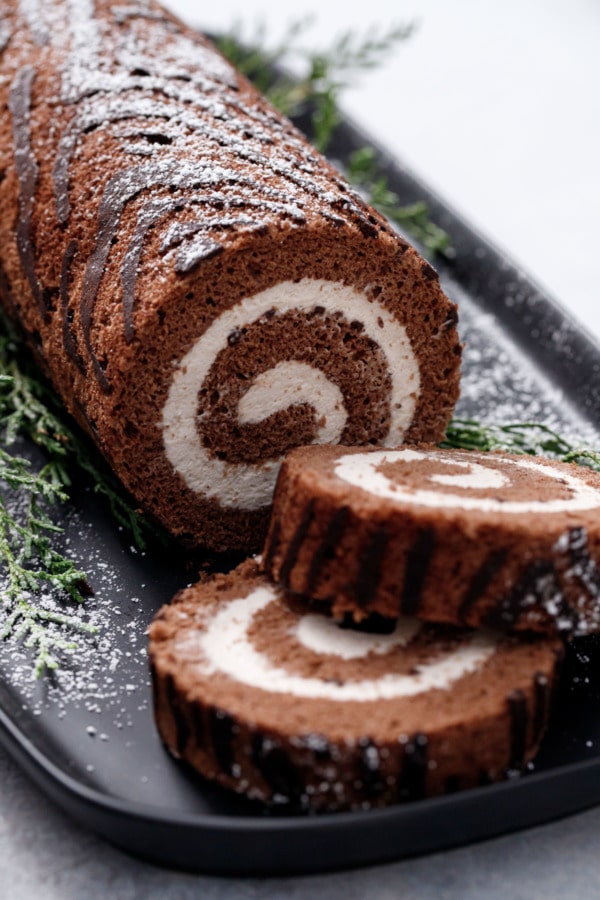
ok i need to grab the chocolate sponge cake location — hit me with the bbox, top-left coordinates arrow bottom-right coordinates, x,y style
0,0 -> 461,551
148,560 -> 562,810
263,445 -> 600,635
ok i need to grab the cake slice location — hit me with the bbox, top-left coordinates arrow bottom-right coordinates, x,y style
263,444 -> 600,635
148,560 -> 562,810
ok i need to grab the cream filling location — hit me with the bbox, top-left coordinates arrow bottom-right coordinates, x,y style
191,585 -> 496,702
430,459 -> 509,490
237,361 -> 346,443
160,278 -> 420,510
296,612 -> 419,660
334,448 -> 600,514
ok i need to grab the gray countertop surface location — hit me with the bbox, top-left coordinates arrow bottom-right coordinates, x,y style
4,0 -> 600,896
2,735 -> 600,899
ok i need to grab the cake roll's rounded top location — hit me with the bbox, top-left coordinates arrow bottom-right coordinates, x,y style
148,560 -> 561,809
1,0 -> 401,371
263,444 -> 600,635
0,0 -> 461,550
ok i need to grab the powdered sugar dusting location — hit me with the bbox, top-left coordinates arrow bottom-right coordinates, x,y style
454,280 -> 600,448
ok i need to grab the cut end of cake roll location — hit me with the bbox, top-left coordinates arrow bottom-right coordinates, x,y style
0,0 -> 461,552
263,444 -> 600,636
148,560 -> 562,811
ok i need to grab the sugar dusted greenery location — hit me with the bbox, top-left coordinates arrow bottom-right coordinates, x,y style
0,443 -> 95,677
0,319 -> 156,674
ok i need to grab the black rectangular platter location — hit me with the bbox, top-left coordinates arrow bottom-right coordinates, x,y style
1,105 -> 600,876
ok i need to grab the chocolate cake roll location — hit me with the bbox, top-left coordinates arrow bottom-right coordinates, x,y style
0,0 -> 461,551
148,560 -> 562,810
263,444 -> 600,635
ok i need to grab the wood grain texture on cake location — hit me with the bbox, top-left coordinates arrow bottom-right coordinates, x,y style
148,560 -> 562,811
0,0 -> 461,551
263,444 -> 600,635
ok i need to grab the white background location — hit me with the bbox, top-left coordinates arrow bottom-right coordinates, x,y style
168,0 -> 600,341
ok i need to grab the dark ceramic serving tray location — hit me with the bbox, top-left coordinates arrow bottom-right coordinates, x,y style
1,106 -> 600,875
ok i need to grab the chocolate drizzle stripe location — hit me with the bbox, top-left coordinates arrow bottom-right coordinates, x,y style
0,18 -> 11,54
209,708 -> 236,776
358,738 -> 386,796
532,672 -> 550,745
8,66 -> 47,319
355,526 -> 390,609
164,674 -> 189,756
262,518 -> 281,575
190,702 -> 205,748
114,7 -> 177,26
60,239 -> 84,368
149,661 -> 160,720
458,547 -> 509,621
484,559 -> 558,630
401,529 -> 435,616
306,506 -> 350,595
278,498 -> 316,586
398,733 -> 429,801
507,688 -> 528,770
444,775 -> 461,794
121,195 -> 182,341
251,735 -> 303,804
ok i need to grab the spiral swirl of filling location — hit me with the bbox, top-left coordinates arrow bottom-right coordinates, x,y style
161,280 -> 420,510
334,447 -> 600,514
183,582 -> 496,701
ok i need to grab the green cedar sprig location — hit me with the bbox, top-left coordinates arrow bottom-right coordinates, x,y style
346,146 -> 454,257
217,19 -> 414,151
0,442 -> 96,676
443,418 -> 600,471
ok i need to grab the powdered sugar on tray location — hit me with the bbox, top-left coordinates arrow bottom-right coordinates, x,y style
451,278 -> 600,449
0,519 -> 145,717
0,454 -> 192,780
